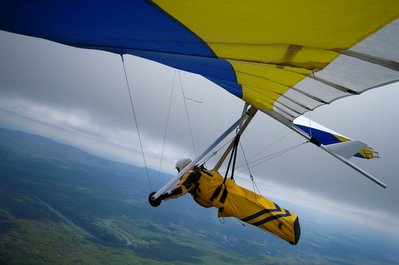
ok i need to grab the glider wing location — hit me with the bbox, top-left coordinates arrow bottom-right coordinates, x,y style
1,1 -> 398,121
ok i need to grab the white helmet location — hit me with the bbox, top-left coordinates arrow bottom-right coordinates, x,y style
175,158 -> 192,172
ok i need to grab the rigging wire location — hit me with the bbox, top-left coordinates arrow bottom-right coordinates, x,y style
236,141 -> 309,173
200,136 -> 236,166
239,141 -> 263,197
178,71 -> 197,157
120,55 -> 152,191
238,131 -> 293,168
157,70 -> 177,187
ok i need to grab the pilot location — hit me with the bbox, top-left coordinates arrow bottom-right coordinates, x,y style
149,158 -> 301,245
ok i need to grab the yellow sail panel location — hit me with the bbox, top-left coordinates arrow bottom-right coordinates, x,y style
154,0 -> 399,50
154,0 -> 399,111
212,44 -> 291,64
210,44 -> 338,70
228,61 -> 308,87
229,61 -> 309,111
242,86 -> 276,110
236,72 -> 290,95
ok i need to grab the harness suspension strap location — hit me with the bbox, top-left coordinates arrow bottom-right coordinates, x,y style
224,136 -> 238,181
212,135 -> 238,203
230,135 -> 240,180
212,137 -> 240,204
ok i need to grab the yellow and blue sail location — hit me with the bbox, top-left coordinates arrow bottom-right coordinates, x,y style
1,0 -> 398,140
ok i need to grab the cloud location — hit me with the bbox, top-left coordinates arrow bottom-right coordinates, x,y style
0,92 -> 211,176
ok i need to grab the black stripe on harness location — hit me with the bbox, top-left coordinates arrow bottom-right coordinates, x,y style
210,184 -> 228,204
210,185 -> 222,202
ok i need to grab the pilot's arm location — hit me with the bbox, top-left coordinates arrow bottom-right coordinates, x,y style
160,171 -> 201,200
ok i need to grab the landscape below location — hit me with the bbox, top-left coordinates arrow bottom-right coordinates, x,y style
0,128 -> 397,265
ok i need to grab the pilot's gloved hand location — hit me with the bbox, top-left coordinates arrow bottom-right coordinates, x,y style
159,192 -> 170,200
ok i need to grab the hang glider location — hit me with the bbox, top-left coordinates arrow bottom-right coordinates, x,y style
1,1 -> 398,188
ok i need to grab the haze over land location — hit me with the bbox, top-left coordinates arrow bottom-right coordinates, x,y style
0,128 -> 398,264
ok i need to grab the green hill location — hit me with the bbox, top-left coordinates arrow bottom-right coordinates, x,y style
0,128 -> 397,264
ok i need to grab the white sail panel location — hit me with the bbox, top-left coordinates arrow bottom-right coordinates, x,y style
294,77 -> 349,103
314,55 -> 399,93
351,18 -> 399,64
282,89 -> 324,110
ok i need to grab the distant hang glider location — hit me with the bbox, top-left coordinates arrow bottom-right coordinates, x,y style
1,0 -> 398,189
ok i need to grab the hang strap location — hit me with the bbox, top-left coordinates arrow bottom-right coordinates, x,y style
224,135 -> 241,182
210,135 -> 241,206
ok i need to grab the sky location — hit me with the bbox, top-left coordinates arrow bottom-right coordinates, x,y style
1,29 -> 398,238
